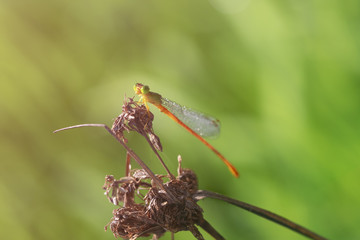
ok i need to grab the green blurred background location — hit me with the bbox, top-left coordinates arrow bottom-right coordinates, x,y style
1,0 -> 359,239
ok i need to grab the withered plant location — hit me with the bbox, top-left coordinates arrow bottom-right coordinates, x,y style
54,97 -> 327,240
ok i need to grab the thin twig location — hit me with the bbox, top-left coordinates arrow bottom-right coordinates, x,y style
125,152 -> 131,177
197,218 -> 225,240
194,190 -> 327,240
141,132 -> 175,180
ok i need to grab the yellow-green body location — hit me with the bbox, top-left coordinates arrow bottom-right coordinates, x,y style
134,83 -> 162,108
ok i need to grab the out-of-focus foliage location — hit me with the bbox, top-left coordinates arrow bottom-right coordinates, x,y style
1,0 -> 359,239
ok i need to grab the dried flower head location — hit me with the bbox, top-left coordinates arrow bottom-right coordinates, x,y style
112,97 -> 162,151
107,204 -> 166,239
104,160 -> 215,240
144,178 -> 203,233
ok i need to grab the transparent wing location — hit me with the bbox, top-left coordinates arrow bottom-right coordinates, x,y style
161,98 -> 220,137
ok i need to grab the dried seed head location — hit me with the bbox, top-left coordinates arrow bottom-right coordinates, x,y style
111,98 -> 163,152
105,154 -> 208,239
144,179 -> 203,234
107,204 -> 166,239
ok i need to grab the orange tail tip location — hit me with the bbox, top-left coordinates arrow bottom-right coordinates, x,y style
226,162 -> 239,178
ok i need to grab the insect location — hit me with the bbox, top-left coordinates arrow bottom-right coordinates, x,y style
134,83 -> 239,177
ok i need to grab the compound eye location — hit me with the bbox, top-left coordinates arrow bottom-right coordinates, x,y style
141,85 -> 150,94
